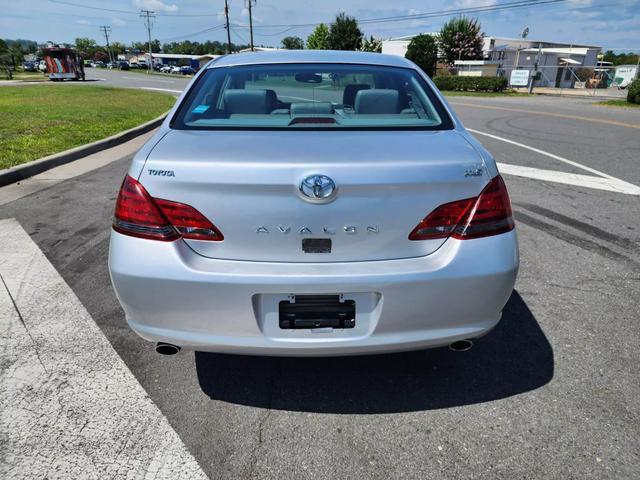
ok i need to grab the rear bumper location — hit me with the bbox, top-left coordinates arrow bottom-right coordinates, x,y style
108,230 -> 519,356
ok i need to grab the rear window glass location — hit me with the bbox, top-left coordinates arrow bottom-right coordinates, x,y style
171,63 -> 453,130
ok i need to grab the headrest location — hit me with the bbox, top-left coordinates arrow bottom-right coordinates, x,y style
342,83 -> 370,107
223,89 -> 276,114
354,89 -> 400,114
290,102 -> 334,115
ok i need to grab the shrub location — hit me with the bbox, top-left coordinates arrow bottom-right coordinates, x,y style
627,78 -> 640,104
433,76 -> 508,92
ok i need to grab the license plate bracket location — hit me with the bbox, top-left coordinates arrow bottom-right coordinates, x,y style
279,295 -> 355,329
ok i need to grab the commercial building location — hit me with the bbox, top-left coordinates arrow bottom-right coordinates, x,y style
382,34 -> 602,88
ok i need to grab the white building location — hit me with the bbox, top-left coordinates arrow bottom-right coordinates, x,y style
483,37 -> 601,88
381,33 -> 437,58
382,34 -> 601,88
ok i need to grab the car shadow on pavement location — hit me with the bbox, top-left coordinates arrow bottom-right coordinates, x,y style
195,290 -> 553,413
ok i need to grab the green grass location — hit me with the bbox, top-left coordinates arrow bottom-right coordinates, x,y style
442,90 -> 530,97
595,99 -> 640,109
0,69 -> 49,82
0,85 -> 176,169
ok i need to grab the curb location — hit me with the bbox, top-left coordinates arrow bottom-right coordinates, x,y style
0,113 -> 167,188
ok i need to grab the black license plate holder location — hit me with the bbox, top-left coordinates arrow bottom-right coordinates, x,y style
279,295 -> 355,329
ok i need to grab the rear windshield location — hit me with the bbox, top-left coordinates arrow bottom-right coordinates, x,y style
171,63 -> 453,130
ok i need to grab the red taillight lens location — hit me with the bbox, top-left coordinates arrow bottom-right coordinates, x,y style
113,175 -> 179,241
113,175 -> 223,242
409,175 -> 514,241
154,198 -> 224,241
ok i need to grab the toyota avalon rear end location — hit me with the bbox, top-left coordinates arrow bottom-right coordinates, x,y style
108,50 -> 518,356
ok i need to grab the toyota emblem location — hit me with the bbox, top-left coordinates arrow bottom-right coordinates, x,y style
299,175 -> 337,203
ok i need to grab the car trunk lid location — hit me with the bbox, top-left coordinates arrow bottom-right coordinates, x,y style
140,129 -> 488,262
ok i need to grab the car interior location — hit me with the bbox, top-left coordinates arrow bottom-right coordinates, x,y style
177,65 -> 444,127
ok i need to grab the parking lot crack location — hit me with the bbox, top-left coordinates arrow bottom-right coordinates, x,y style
0,271 -> 49,374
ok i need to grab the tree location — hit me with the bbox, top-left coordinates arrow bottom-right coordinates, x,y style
75,37 -> 98,59
8,44 -> 24,67
93,50 -> 108,62
281,36 -> 304,50
405,34 -> 438,77
438,17 -> 484,64
327,13 -> 363,51
306,23 -> 329,50
109,42 -> 126,55
602,50 -> 639,66
360,35 -> 382,53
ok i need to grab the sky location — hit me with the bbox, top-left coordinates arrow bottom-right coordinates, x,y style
1,0 -> 639,51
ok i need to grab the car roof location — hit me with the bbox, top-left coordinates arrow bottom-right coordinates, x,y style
208,50 -> 416,69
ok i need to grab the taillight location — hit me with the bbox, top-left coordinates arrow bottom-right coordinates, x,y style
113,175 -> 223,242
154,198 -> 224,241
409,175 -> 514,241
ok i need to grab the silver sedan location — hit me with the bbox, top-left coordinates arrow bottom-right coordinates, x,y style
108,50 -> 518,356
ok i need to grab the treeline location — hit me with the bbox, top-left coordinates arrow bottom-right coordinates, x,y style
601,50 -> 639,66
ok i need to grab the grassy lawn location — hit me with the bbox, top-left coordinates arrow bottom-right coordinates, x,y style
0,69 -> 49,82
0,84 -> 176,170
442,90 -> 530,97
595,99 -> 640,109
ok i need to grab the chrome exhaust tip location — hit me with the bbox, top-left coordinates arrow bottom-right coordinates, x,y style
155,342 -> 181,355
449,339 -> 473,352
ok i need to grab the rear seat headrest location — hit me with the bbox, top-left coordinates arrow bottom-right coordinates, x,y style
354,89 -> 400,114
223,89 -> 277,114
343,83 -> 370,107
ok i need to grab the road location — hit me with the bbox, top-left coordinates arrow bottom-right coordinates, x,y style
86,66 -> 189,94
1,70 -> 639,479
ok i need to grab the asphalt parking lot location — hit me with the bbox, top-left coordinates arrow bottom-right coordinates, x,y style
1,72 -> 639,479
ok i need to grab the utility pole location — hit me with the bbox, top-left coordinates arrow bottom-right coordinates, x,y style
246,0 -> 255,51
528,42 -> 542,94
224,0 -> 232,54
140,9 -> 156,73
99,25 -> 112,65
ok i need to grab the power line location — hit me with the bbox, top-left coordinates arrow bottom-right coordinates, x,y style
48,0 -> 138,15
229,26 -> 249,46
46,0 -> 220,16
159,25 -> 226,43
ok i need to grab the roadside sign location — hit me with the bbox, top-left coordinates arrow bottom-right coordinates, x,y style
510,69 -> 530,86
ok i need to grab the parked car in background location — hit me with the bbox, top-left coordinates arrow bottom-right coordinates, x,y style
169,65 -> 181,74
180,66 -> 195,75
109,50 -> 519,357
23,61 -> 38,72
38,60 -> 47,72
160,65 -> 172,73
117,61 -> 130,70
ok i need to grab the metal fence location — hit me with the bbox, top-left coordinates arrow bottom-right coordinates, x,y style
451,63 -> 639,98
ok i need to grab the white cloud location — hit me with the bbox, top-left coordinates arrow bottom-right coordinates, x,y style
132,0 -> 178,13
112,17 -> 127,27
76,19 -> 90,25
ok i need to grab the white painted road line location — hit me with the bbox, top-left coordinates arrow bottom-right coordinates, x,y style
0,219 -> 208,480
468,128 -> 640,196
122,76 -> 176,84
496,163 -> 640,195
141,87 -> 183,94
